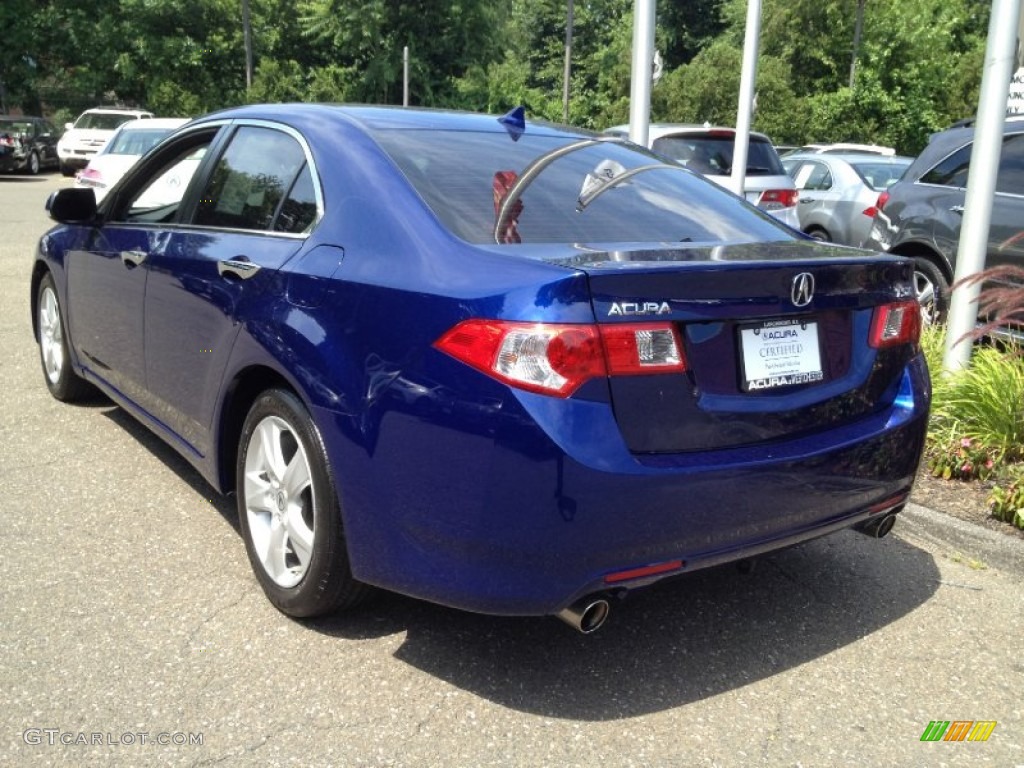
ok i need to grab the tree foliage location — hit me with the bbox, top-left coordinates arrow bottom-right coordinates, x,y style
0,0 -> 994,155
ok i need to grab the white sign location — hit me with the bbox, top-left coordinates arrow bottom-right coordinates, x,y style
1008,67 -> 1024,116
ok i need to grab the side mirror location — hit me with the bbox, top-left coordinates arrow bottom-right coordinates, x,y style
46,188 -> 97,224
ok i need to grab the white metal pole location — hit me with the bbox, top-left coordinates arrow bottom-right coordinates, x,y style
403,46 -> 409,107
730,0 -> 761,197
942,0 -> 1022,372
628,0 -> 656,146
562,0 -> 575,123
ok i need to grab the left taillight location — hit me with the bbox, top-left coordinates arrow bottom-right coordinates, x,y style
869,300 -> 921,349
434,319 -> 686,397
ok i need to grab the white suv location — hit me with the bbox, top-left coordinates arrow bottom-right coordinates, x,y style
605,123 -> 801,229
57,107 -> 154,176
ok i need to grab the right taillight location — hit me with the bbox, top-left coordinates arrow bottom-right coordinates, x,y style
869,300 -> 921,349
434,319 -> 686,397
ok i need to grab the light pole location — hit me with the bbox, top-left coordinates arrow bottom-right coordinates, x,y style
563,1 -> 575,123
242,0 -> 253,90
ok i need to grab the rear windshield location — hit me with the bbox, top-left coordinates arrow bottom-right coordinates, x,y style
848,159 -> 912,190
74,113 -> 141,131
651,134 -> 786,176
372,129 -> 793,245
107,128 -> 174,156
0,119 -> 34,136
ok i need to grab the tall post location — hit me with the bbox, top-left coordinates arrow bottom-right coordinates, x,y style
242,0 -> 253,90
943,0 -> 1022,372
849,0 -> 865,89
628,0 -> 656,146
562,0 -> 575,123
730,0 -> 761,196
403,46 -> 409,107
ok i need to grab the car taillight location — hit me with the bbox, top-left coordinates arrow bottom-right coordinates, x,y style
863,190 -> 890,218
869,300 -> 921,349
0,136 -> 15,148
759,189 -> 799,210
76,167 -> 104,188
434,319 -> 687,397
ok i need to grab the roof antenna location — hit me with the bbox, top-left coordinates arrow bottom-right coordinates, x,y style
498,106 -> 526,141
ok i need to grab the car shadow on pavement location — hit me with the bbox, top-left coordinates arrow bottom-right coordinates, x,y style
0,175 -> 59,183
307,532 -> 940,720
100,405 -> 240,533
94,399 -> 941,721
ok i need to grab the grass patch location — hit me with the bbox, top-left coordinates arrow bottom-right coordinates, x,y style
921,325 -> 1024,529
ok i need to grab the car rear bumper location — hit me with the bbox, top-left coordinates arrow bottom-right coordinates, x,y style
315,353 -> 930,616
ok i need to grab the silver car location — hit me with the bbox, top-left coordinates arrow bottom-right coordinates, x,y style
783,153 -> 911,246
605,123 -> 801,229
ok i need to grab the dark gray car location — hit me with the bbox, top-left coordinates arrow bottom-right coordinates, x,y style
864,119 -> 1024,323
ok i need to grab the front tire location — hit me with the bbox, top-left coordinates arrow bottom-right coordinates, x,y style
59,162 -> 75,178
37,273 -> 92,401
25,151 -> 40,175
236,388 -> 369,618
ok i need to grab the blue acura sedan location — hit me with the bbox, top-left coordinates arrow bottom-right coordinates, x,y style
32,104 -> 929,632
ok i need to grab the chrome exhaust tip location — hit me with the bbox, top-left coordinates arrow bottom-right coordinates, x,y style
556,596 -> 611,634
856,512 -> 898,539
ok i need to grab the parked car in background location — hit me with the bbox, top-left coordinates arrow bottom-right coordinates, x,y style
75,117 -> 190,202
789,142 -> 896,156
34,105 -> 928,631
782,152 -> 912,246
604,123 -> 800,229
0,115 -> 60,175
864,119 -> 1024,325
57,106 -> 153,177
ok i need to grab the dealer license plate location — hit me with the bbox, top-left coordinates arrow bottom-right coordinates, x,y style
739,319 -> 823,391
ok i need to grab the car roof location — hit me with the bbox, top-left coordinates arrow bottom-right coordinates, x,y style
906,118 -> 1024,180
117,117 -> 190,131
783,152 -> 912,164
78,107 -> 153,116
604,122 -> 773,143
192,103 -> 586,140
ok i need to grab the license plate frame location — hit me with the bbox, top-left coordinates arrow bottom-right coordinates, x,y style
739,318 -> 824,391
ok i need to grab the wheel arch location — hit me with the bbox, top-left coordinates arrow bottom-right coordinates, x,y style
888,242 -> 953,284
29,261 -> 53,343
215,365 -> 298,495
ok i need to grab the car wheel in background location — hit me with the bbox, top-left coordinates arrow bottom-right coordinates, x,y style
237,388 -> 370,618
36,273 -> 92,401
806,227 -> 832,242
26,152 -> 40,175
913,258 -> 949,325
59,162 -> 75,177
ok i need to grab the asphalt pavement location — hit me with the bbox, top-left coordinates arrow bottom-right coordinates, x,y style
1,172 -> 1021,767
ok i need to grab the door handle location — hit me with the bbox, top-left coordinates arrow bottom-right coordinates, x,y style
217,259 -> 262,280
120,250 -> 147,268
949,205 -> 965,214
799,197 -> 815,204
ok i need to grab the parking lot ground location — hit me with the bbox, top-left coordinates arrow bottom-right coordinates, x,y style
1,174 -> 1022,767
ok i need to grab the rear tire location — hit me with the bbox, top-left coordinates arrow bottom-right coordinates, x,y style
59,162 -> 75,177
913,258 -> 949,325
236,388 -> 370,618
25,151 -> 40,175
806,227 -> 832,243
36,273 -> 92,402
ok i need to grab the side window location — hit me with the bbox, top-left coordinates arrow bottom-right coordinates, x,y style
194,126 -> 309,232
274,164 -> 318,234
803,162 -> 832,191
920,144 -> 971,187
996,133 -> 1024,195
115,140 -> 212,224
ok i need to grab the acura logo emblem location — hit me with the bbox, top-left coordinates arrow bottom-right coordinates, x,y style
791,272 -> 815,307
